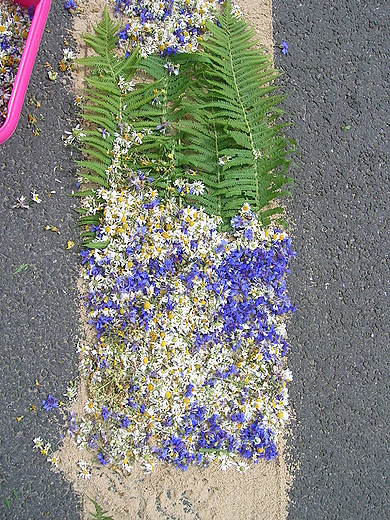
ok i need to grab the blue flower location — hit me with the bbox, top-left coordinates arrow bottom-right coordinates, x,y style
129,383 -> 139,393
244,228 -> 253,240
121,416 -> 130,428
101,406 -> 110,421
215,240 -> 228,254
1,36 -> 8,51
91,224 -> 102,239
231,215 -> 244,229
143,198 -> 160,209
155,121 -> 169,134
27,5 -> 35,21
185,384 -> 194,398
117,24 -> 129,40
99,358 -> 109,370
64,0 -> 77,10
97,452 -> 110,466
67,411 -> 79,437
79,250 -> 90,264
88,434 -> 98,450
42,394 -> 59,412
164,46 -> 177,56
280,41 -> 289,55
231,412 -> 245,423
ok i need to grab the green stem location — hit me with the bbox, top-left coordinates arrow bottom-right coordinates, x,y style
212,115 -> 222,218
199,447 -> 230,455
226,16 -> 259,209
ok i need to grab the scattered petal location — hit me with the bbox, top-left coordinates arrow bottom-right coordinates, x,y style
42,394 -> 59,412
280,41 -> 288,54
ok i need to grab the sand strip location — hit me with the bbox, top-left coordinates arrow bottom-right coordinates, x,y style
55,1 -> 292,518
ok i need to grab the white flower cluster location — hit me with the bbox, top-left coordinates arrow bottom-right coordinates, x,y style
70,164 -> 293,471
118,76 -> 135,94
112,0 -> 241,57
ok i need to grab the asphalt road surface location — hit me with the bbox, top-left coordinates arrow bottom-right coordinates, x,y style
273,0 -> 390,518
0,0 -> 389,519
0,1 -> 82,518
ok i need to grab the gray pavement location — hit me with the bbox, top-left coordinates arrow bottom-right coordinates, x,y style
273,1 -> 390,518
0,1 -> 81,518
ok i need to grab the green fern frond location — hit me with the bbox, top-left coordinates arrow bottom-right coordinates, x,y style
85,77 -> 123,97
76,160 -> 108,179
77,146 -> 111,165
82,114 -> 116,134
80,174 -> 109,188
70,189 -> 96,197
74,11 -> 124,170
83,240 -> 110,250
75,5 -> 294,249
117,54 -> 197,189
175,0 -> 293,224
81,231 -> 97,239
83,92 -> 121,115
79,214 -> 103,226
73,207 -> 88,214
73,8 -> 160,245
81,9 -> 119,54
76,56 -> 109,69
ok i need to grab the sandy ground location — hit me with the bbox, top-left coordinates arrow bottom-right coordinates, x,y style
54,1 -> 292,518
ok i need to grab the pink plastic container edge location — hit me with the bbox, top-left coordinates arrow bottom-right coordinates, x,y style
0,0 -> 51,144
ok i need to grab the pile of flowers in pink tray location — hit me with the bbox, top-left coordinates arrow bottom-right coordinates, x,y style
0,0 -> 32,126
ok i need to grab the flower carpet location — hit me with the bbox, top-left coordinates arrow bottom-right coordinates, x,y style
60,0 -> 295,477
74,185 -> 295,473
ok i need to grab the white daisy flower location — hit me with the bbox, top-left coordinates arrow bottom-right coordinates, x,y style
31,190 -> 41,204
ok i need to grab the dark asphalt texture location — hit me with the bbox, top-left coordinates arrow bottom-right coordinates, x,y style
1,0 -> 389,519
0,1 -> 81,519
273,0 -> 390,519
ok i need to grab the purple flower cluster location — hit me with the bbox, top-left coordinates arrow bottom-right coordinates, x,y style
75,225 -> 294,469
64,0 -> 77,11
192,239 -> 295,358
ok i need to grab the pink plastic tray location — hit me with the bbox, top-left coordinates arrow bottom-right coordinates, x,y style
0,0 -> 51,144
